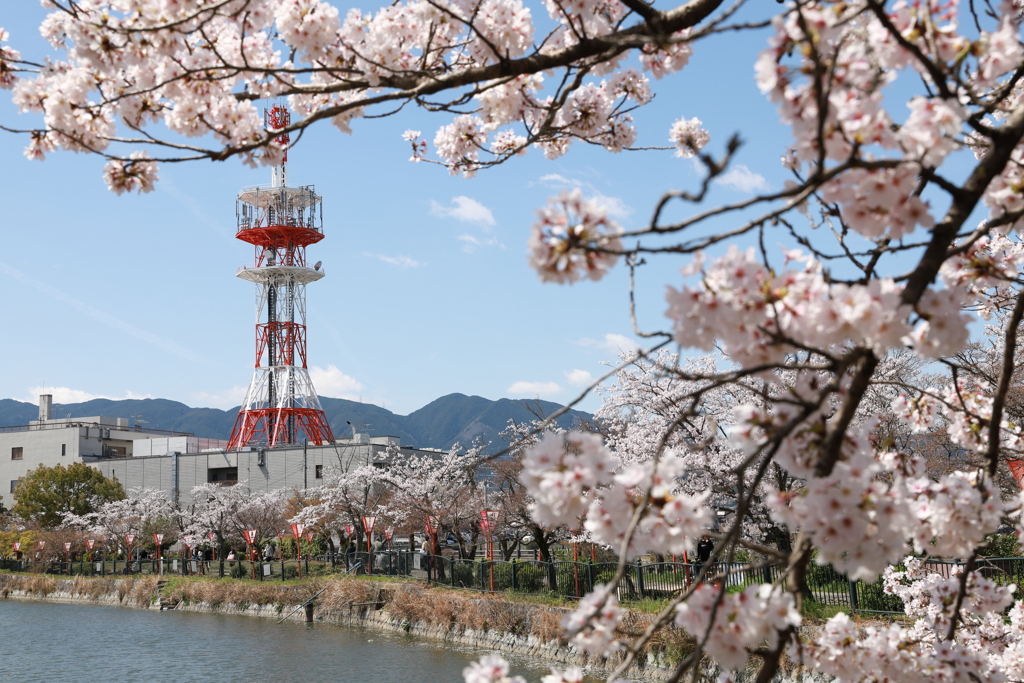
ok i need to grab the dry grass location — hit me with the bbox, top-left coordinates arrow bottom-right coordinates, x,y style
380,581 -> 571,642
126,576 -> 160,607
69,577 -> 118,600
164,577 -> 305,608
0,574 -> 57,596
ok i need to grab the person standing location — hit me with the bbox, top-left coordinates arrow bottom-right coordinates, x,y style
695,535 -> 714,579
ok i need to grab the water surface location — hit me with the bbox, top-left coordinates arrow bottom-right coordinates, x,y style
0,600 -> 609,683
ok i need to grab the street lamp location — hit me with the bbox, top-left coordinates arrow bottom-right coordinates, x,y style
153,533 -> 165,574
480,510 -> 499,592
361,516 -> 376,575
242,530 -> 258,578
424,515 -> 440,581
290,523 -> 305,579
63,541 -> 72,574
305,530 -> 315,570
124,534 -> 135,573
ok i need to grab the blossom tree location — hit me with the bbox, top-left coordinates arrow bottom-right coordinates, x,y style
288,458 -> 390,551
181,482 -> 288,555
491,417 -> 577,562
373,443 -> 486,561
63,487 -> 176,557
8,1 -> 1024,682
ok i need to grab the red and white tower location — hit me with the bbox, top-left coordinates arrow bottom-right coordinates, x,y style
227,105 -> 334,450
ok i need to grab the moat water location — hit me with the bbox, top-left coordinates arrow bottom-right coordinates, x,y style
0,600 -> 605,683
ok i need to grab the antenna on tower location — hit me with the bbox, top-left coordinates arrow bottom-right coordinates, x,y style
265,103 -> 290,188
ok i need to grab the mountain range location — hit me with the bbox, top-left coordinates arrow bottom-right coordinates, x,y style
0,394 -> 591,453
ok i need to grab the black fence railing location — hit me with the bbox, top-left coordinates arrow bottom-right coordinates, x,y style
4,551 -> 1021,616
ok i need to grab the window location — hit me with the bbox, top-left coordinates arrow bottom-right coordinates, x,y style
61,443 -> 66,456
10,480 -> 19,493
315,465 -> 323,479
11,447 -> 22,460
207,467 -> 238,485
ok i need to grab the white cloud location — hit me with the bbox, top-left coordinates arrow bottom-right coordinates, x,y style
564,369 -> 596,387
538,173 -> 572,185
714,164 -> 770,194
309,365 -> 366,399
535,174 -> 632,219
576,333 -> 641,354
457,234 -> 504,254
25,386 -> 154,405
507,381 -> 562,397
589,193 -> 632,219
378,254 -> 425,268
430,196 -> 496,227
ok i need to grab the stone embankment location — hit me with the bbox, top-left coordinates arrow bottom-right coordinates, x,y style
0,573 -> 831,683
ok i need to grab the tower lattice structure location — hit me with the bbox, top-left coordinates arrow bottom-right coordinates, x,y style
227,105 -> 334,450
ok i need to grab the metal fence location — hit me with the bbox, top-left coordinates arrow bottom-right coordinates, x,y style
4,550 -> 1022,616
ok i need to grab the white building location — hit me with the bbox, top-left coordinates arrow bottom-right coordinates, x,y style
1,395 -> 428,509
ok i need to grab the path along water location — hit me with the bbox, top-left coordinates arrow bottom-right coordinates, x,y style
0,599 -> 604,683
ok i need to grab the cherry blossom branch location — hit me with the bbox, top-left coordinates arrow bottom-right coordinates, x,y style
985,286 -> 1024,475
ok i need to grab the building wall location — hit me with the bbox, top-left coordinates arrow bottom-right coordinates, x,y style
0,422 -> 185,508
0,427 -> 80,506
87,442 -> 384,506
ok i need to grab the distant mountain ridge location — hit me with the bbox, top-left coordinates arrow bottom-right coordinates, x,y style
0,394 -> 590,453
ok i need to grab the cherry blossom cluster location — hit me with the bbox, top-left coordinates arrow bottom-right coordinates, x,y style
0,28 -> 20,89
767,426 -> 917,580
528,189 -> 623,284
807,558 -> 1024,683
462,656 -> 526,683
669,117 -> 709,159
520,431 -> 617,527
665,247 -> 917,367
560,583 -> 624,655
102,152 -> 160,196
585,453 -> 712,558
675,583 -> 800,672
521,430 -> 712,559
3,0 -> 708,187
941,234 -> 1024,311
892,378 -> 1024,455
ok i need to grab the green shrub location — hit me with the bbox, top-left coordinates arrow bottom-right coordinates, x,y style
856,577 -> 903,612
979,533 -> 1022,558
512,565 -> 545,593
450,561 -> 476,588
283,565 -> 298,580
229,562 -> 247,579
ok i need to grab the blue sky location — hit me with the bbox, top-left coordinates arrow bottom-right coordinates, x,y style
0,3 -> 789,418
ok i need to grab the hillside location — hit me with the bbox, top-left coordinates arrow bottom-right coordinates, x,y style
0,395 -> 590,453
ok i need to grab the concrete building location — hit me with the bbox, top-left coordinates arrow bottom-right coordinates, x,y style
1,395 -> 428,509
0,395 -> 202,508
